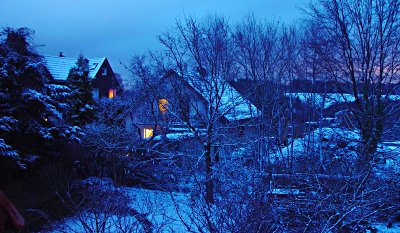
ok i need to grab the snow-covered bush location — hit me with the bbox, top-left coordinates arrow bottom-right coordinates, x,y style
49,177 -> 152,233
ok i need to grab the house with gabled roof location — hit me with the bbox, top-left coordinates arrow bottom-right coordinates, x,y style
44,54 -> 120,99
130,69 -> 260,140
182,71 -> 259,122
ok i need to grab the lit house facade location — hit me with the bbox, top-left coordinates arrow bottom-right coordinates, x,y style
44,55 -> 120,99
130,70 -> 260,140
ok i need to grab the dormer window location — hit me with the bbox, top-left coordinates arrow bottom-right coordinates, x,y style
102,67 -> 107,75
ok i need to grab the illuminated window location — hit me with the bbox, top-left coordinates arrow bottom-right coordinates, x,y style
144,128 -> 153,138
158,98 -> 169,114
108,89 -> 116,99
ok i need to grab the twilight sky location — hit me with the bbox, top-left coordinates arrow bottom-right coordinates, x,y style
0,0 -> 307,80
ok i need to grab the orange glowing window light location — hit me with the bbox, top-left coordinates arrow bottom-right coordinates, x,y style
158,98 -> 168,113
108,89 -> 116,99
144,128 -> 153,138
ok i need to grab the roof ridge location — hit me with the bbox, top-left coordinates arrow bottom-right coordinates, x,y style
43,55 -> 106,60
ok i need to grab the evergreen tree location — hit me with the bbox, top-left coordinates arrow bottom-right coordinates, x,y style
66,55 -> 96,126
0,28 -> 67,180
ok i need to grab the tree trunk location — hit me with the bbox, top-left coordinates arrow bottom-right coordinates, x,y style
358,103 -> 385,166
204,142 -> 214,204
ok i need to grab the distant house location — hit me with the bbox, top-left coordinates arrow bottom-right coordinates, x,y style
44,54 -> 120,99
130,70 -> 260,139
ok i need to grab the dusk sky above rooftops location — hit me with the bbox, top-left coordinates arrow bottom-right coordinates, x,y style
0,0 -> 307,82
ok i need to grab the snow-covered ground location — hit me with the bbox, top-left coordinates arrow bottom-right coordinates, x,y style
379,141 -> 400,173
273,126 -> 400,173
126,187 -> 192,232
369,223 -> 400,233
45,126 -> 400,233
46,187 -> 193,233
45,185 -> 400,233
273,127 -> 361,160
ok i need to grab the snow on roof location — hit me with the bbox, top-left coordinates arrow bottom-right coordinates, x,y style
287,92 -> 400,109
43,55 -> 106,81
153,132 -> 196,141
183,72 -> 259,121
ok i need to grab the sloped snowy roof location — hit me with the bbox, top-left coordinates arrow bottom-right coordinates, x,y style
43,55 -> 106,81
286,92 -> 400,109
153,132 -> 196,141
183,72 -> 259,121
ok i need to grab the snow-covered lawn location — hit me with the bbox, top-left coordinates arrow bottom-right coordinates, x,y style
46,187 -> 192,233
46,185 -> 400,233
126,187 -> 192,232
45,126 -> 400,233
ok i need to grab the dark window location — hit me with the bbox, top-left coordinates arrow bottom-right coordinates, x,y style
102,67 -> 107,75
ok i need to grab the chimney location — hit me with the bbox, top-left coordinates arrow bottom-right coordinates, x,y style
59,52 -> 64,57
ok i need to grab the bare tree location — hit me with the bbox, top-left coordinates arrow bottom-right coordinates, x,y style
232,15 -> 284,172
307,0 -> 400,164
156,16 -> 237,204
